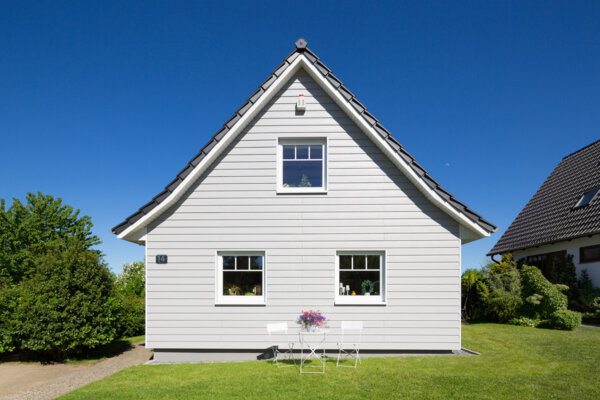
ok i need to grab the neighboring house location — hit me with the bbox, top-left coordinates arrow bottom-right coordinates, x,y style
113,39 -> 496,362
489,140 -> 600,285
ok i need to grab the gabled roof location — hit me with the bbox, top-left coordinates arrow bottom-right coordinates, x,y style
489,139 -> 600,255
112,39 -> 496,241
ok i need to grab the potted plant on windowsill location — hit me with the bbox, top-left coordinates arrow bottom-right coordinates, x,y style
361,280 -> 375,296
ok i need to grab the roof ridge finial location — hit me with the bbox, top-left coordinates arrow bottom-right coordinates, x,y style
295,38 -> 307,50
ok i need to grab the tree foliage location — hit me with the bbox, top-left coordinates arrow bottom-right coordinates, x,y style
484,269 -> 523,322
114,261 -> 146,337
0,192 -> 100,285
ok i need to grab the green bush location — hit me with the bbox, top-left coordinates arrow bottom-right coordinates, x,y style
582,297 -> 600,324
114,261 -> 145,337
541,310 -> 582,330
114,296 -> 145,337
575,270 -> 600,312
15,240 -> 117,360
520,265 -> 567,318
483,269 -> 523,322
507,316 -> 540,327
461,269 -> 487,320
0,285 -> 18,354
115,261 -> 145,297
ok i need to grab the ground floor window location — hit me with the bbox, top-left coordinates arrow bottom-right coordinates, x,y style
217,252 -> 265,305
580,245 -> 600,263
525,251 -> 566,279
336,251 -> 385,305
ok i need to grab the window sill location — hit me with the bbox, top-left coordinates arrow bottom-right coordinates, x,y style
334,298 -> 387,306
277,189 -> 328,195
216,298 -> 266,306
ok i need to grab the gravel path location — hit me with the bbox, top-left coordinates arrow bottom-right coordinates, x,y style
0,342 -> 152,400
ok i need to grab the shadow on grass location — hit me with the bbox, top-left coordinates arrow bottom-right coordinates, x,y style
0,338 -> 142,365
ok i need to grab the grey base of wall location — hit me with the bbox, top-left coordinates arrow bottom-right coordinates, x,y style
150,348 -> 476,364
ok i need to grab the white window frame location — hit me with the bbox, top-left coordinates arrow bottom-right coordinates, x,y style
216,251 -> 266,305
334,250 -> 386,305
277,138 -> 328,194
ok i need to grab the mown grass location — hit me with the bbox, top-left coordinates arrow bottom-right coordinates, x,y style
60,325 -> 600,399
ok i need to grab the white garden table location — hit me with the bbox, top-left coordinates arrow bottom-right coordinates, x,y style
298,330 -> 328,374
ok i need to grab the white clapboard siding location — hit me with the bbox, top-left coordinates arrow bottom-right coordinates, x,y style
146,70 -> 461,351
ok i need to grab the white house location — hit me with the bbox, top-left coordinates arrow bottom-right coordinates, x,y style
113,39 -> 496,362
489,139 -> 600,285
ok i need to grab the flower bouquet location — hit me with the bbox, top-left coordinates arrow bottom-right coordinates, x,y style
297,310 -> 329,332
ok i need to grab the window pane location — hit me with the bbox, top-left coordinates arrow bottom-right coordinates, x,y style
283,146 -> 295,160
236,256 -> 249,270
353,255 -> 366,269
576,188 -> 599,208
223,271 -> 262,296
339,270 -> 380,296
367,255 -> 380,270
309,145 -> 322,159
282,160 -> 323,188
340,255 -> 352,269
582,246 -> 600,262
250,256 -> 263,270
296,145 -> 309,159
223,256 -> 235,270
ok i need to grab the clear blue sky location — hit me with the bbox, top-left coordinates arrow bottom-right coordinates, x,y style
1,1 -> 598,273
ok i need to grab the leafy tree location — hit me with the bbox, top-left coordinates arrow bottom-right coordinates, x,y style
489,253 -> 517,275
550,254 -> 577,302
461,269 -> 487,320
15,239 -> 117,360
0,192 -> 100,284
577,269 -> 600,312
115,261 -> 145,297
114,261 -> 146,337
484,269 -> 523,322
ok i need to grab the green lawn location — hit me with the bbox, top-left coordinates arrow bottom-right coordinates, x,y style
60,324 -> 600,399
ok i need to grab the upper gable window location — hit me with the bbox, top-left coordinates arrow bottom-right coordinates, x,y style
574,187 -> 600,209
277,139 -> 327,193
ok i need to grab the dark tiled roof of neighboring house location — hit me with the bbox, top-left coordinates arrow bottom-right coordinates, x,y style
112,39 -> 497,235
489,139 -> 600,255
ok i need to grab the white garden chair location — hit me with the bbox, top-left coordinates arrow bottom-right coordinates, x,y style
337,321 -> 363,368
266,322 -> 296,368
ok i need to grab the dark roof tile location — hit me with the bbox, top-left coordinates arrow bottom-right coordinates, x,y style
273,61 -> 289,77
238,100 -> 253,116
249,88 -> 264,104
326,74 -> 342,88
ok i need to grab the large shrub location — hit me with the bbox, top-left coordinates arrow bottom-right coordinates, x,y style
461,269 -> 487,320
520,265 -> 568,318
0,285 -> 18,354
115,261 -> 145,297
114,296 -> 145,337
575,270 -> 600,312
541,310 -> 582,330
15,239 -> 117,360
114,261 -> 146,337
483,269 -> 523,322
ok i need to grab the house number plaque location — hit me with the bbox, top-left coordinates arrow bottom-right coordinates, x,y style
156,254 -> 168,264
